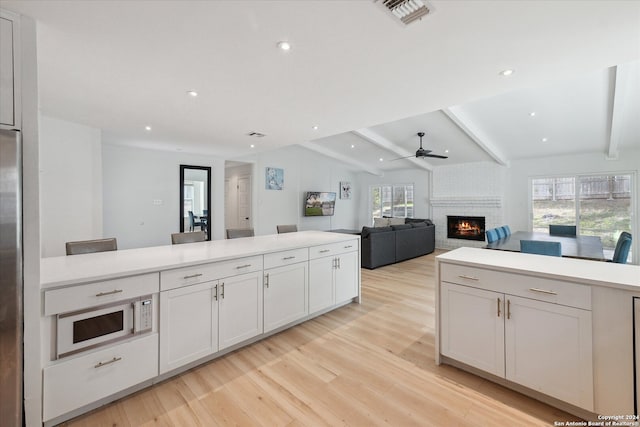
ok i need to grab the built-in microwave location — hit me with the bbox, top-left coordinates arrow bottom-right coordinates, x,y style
56,295 -> 153,359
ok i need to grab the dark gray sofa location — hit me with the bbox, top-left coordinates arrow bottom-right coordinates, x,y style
361,218 -> 435,269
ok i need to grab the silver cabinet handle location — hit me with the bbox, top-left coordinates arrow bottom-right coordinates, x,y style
221,283 -> 225,299
96,289 -> 123,297
319,249 -> 330,253
214,284 -> 218,301
507,299 -> 511,319
265,273 -> 270,288
183,273 -> 203,279
337,257 -> 341,269
94,357 -> 122,369
282,256 -> 295,260
529,288 -> 557,295
458,275 -> 479,281
497,298 -> 501,317
236,264 -> 252,269
344,245 -> 353,249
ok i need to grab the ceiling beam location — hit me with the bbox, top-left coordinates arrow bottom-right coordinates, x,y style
442,107 -> 510,166
351,128 -> 433,171
607,64 -> 630,160
298,142 -> 384,176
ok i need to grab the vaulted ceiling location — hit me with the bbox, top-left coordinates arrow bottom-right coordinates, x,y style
3,0 -> 639,173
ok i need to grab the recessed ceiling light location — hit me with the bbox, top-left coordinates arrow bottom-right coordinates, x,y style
187,90 -> 198,97
529,112 -> 536,117
145,126 -> 152,131
250,144 -> 255,148
379,158 -> 384,162
277,41 -> 291,51
445,149 -> 449,153
542,137 -> 548,142
312,125 -> 319,130
350,144 -> 355,149
499,69 -> 514,76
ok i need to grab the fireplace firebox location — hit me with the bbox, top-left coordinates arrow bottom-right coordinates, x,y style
447,216 -> 486,241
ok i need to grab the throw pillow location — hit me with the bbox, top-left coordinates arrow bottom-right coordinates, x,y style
388,217 -> 405,226
373,217 -> 390,227
411,222 -> 428,228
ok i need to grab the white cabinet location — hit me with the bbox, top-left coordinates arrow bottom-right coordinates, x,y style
43,334 -> 158,422
439,264 -> 594,411
159,281 -> 218,374
309,241 -> 358,313
219,271 -> 263,350
264,262 -> 308,333
0,10 -> 19,128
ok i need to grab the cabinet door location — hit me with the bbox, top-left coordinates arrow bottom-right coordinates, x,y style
309,256 -> 335,314
219,272 -> 263,350
505,295 -> 593,411
334,251 -> 358,304
159,281 -> 218,374
264,262 -> 308,333
440,282 -> 505,377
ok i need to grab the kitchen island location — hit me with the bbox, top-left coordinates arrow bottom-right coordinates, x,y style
436,247 -> 640,420
40,231 -> 360,426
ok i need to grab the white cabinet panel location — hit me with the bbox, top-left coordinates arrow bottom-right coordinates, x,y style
159,281 -> 218,374
440,283 -> 505,377
309,256 -> 335,314
264,262 -> 308,333
219,271 -> 263,350
335,251 -> 358,304
43,334 -> 158,421
505,295 -> 593,410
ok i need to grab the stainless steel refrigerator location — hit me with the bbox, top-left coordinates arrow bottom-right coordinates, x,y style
0,128 -> 23,427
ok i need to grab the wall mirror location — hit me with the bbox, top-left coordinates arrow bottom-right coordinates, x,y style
180,165 -> 211,240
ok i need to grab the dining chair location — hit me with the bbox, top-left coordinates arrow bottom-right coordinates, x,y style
549,224 -> 577,236
66,238 -> 118,255
226,228 -> 255,239
611,232 -> 632,264
520,240 -> 562,257
276,224 -> 297,234
500,225 -> 511,237
188,211 -> 203,232
496,227 -> 506,239
171,231 -> 206,245
486,229 -> 499,243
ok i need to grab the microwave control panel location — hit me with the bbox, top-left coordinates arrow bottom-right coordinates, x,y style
136,298 -> 153,332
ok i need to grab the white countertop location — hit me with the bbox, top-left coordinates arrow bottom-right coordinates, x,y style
41,231 -> 359,289
437,247 -> 640,291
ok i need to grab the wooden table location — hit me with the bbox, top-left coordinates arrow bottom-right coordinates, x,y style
485,231 -> 605,261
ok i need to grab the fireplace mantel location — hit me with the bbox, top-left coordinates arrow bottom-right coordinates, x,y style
430,196 -> 502,208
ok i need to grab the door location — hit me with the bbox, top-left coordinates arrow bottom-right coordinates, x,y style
219,272 -> 263,350
159,282 -> 218,374
224,178 -> 236,229
309,256 -> 335,314
237,175 -> 251,228
504,295 -> 593,411
440,283 -> 505,377
264,263 -> 308,333
334,251 -> 358,304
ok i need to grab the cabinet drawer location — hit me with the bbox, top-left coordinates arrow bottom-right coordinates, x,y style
44,273 -> 159,316
43,334 -> 158,421
309,239 -> 358,259
264,248 -> 308,269
160,256 -> 263,291
440,262 -> 591,310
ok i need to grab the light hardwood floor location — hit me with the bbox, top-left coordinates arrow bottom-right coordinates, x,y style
61,250 -> 578,426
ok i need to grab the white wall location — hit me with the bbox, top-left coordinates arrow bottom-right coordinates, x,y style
102,144 -> 226,249
356,168 -> 431,227
235,145 -> 359,234
39,115 -> 103,257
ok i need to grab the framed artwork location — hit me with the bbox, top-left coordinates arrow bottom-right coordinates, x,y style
265,167 -> 284,190
340,181 -> 352,199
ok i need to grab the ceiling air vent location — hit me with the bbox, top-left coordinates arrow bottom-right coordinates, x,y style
247,132 -> 266,138
376,0 -> 431,25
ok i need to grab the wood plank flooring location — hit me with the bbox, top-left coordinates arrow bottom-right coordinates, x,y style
60,250 -> 577,426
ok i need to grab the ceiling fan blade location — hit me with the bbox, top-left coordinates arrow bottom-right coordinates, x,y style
424,154 -> 448,159
390,154 -> 416,161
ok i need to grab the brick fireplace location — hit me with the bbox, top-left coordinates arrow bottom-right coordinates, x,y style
447,215 -> 486,241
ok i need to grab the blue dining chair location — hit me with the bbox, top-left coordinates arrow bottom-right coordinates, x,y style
500,225 -> 511,237
549,224 -> 577,236
486,228 -> 499,243
520,240 -> 562,257
496,227 -> 506,239
611,232 -> 632,264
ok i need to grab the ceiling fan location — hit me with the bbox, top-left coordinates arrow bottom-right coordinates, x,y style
392,132 -> 448,160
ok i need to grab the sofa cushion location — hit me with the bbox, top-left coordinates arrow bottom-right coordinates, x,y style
391,224 -> 412,231
361,226 -> 393,239
410,221 -> 428,228
373,217 -> 390,227
388,217 -> 405,226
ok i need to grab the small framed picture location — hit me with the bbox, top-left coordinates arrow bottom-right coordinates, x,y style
340,181 -> 351,199
265,167 -> 284,190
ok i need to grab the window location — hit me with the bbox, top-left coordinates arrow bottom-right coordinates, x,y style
531,174 -> 633,259
370,184 -> 414,225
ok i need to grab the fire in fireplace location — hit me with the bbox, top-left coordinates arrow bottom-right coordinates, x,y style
447,216 -> 486,241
